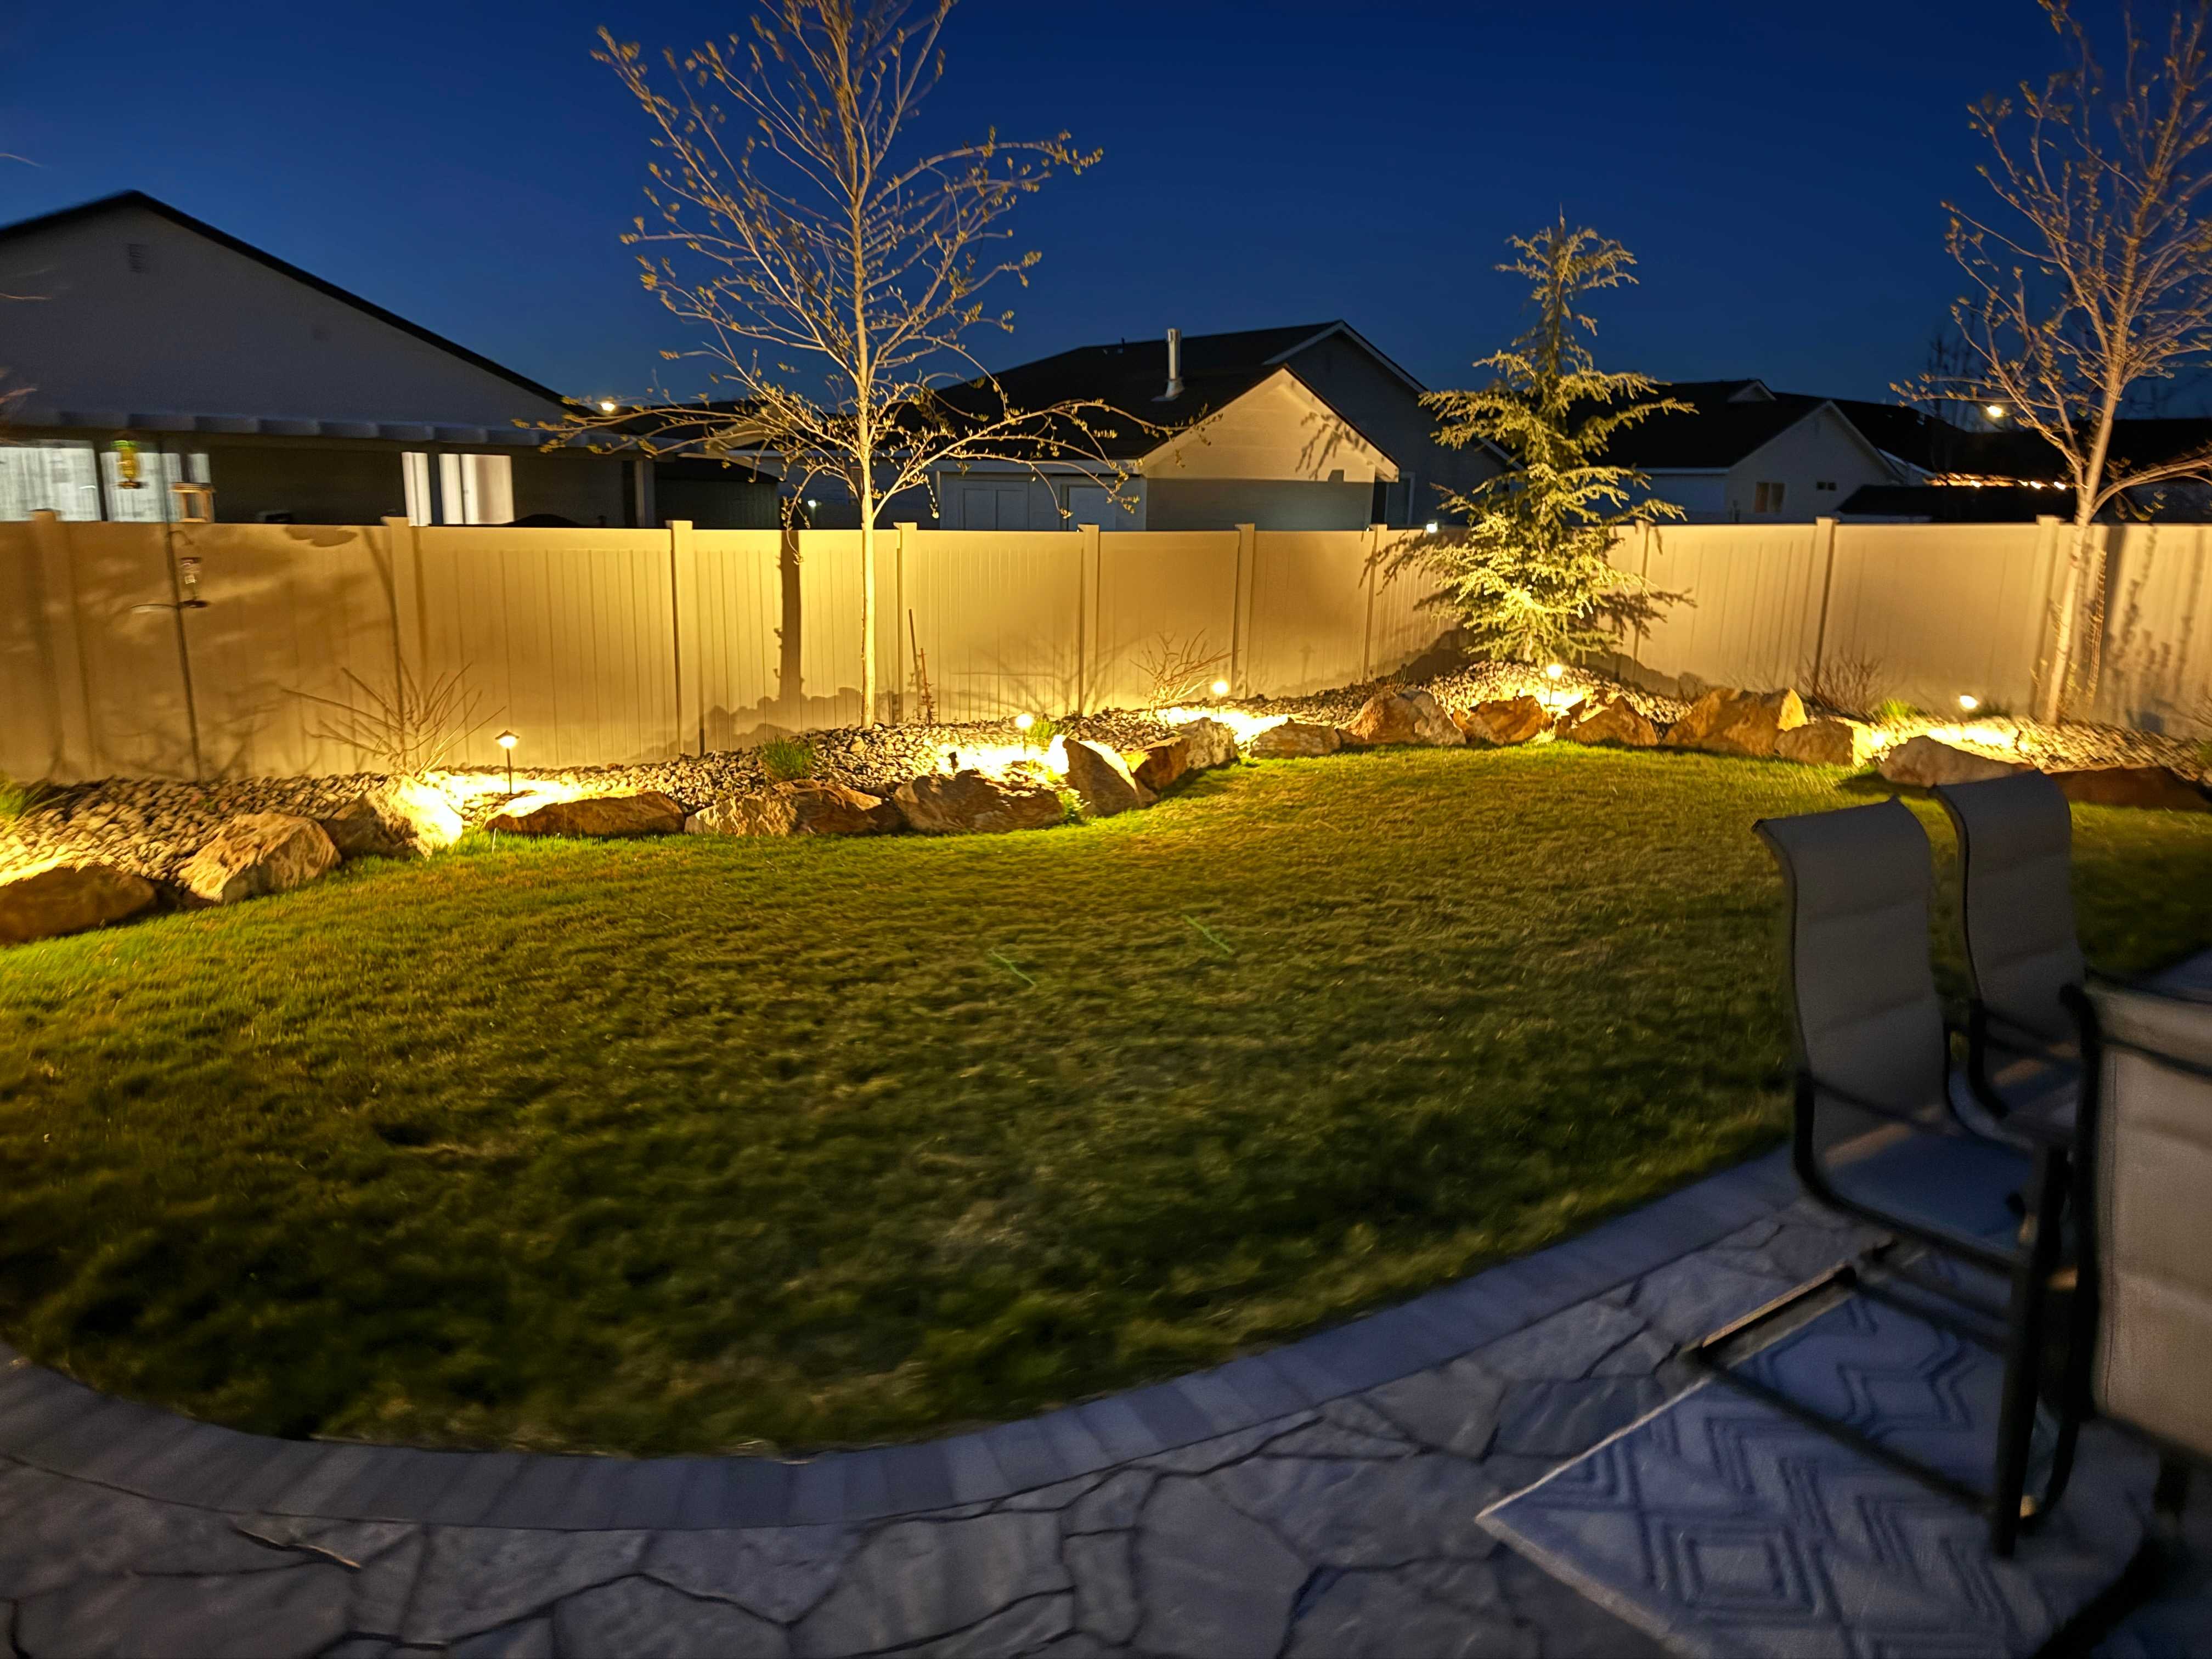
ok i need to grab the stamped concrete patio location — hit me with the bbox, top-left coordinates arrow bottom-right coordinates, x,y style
0,1146 -> 2203,1657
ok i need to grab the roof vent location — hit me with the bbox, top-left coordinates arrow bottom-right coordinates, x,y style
1159,328 -> 1183,401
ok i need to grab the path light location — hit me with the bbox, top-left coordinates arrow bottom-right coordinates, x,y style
1957,694 -> 1980,713
1544,663 -> 1565,681
1210,678 -> 1229,698
496,729 -> 518,792
1013,712 -> 1035,732
1424,521 -> 1440,535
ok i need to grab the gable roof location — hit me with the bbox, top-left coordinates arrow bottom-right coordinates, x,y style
1600,384 -> 1829,469
0,191 -> 570,408
973,321 -> 1408,460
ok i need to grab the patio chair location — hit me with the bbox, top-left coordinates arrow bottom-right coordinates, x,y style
1691,798 -> 2078,1555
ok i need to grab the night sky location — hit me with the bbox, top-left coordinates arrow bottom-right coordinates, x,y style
4,0 -> 2068,405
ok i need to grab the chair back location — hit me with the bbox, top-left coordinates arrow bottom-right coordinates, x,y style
1936,772 -> 2084,1046
2080,985 -> 2212,1461
1755,799 -> 1950,1149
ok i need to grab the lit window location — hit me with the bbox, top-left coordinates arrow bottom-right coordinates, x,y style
0,441 -> 103,520
402,451 -> 514,525
1752,481 -> 1787,514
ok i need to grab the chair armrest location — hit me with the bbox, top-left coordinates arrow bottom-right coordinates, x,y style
2087,963 -> 2212,1006
2084,982 -> 2212,1078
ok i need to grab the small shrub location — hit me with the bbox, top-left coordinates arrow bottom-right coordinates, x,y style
1135,633 -> 1231,707
1054,786 -> 1084,823
1022,716 -> 1062,752
758,736 -> 817,783
294,664 -> 489,777
1872,697 -> 1925,727
0,775 -> 49,826
1800,649 -> 1887,719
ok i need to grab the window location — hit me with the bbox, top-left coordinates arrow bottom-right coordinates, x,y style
100,448 -> 209,522
125,242 -> 150,274
1752,481 -> 1787,514
401,451 -> 514,525
1815,479 -> 1837,492
0,441 -> 103,520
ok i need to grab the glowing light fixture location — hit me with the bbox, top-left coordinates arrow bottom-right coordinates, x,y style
495,729 -> 518,792
1209,678 -> 1230,698
1957,694 -> 1980,713
596,398 -> 619,414
1013,712 -> 1036,731
1544,663 -> 1565,681
1424,521 -> 1440,535
1984,403 -> 2008,419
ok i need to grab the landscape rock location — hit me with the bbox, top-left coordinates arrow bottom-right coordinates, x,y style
1130,737 -> 1190,795
486,792 -> 686,838
1060,738 -> 1155,816
1249,720 -> 1346,759
1775,718 -> 1880,768
1663,687 -> 1807,757
0,860 -> 157,946
179,812 -> 340,904
1346,687 -> 1465,748
317,796 -> 414,860
1452,696 -> 1550,746
376,777 -> 465,852
1173,717 -> 1241,771
2049,765 -> 2209,811
894,769 -> 1064,834
687,780 -> 902,836
1878,735 -> 2033,788
1561,696 -> 1660,748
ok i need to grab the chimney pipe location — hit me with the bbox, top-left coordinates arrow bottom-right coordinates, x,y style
1162,327 -> 1183,400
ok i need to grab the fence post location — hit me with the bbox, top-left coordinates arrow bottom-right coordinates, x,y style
1361,523 -> 1383,682
1231,523 -> 1257,693
25,510 -> 94,781
668,519 -> 703,756
1808,515 -> 1839,689
893,523 -> 916,724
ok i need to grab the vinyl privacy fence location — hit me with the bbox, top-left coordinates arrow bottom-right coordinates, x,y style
7,512 -> 2208,784
0,516 -> 1441,781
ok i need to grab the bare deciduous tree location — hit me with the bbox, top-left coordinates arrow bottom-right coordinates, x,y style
1908,1 -> 2212,720
576,0 -> 1138,724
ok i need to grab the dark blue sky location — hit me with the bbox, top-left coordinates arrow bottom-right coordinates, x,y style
3,0 -> 2063,404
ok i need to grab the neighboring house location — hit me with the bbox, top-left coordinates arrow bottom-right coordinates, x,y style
924,321 -> 1505,531
1838,415 -> 2212,522
0,191 -> 776,528
1607,379 -> 1912,523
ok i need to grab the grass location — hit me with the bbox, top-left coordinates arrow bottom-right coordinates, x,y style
1,747 -> 2208,1457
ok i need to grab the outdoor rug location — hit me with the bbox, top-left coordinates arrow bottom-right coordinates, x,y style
1480,1290 -> 2157,1658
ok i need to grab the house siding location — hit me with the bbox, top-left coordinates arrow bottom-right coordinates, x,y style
1279,330 -> 1504,524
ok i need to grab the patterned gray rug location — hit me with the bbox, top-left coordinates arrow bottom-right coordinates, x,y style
1480,1291 -> 2157,1658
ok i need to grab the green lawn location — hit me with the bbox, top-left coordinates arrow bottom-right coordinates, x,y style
1,747 -> 2207,1457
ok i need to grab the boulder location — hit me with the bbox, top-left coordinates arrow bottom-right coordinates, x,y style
1346,687 -> 1465,748
1452,696 -> 1550,746
1175,718 -> 1240,770
0,860 -> 157,946
318,796 -> 413,860
1561,696 -> 1660,748
688,781 -> 902,836
1060,738 -> 1155,817
1663,687 -> 1808,757
2049,766 -> 2210,811
486,792 -> 686,838
1775,718 -> 1880,768
376,777 -> 465,853
1249,720 -> 1346,759
1130,737 -> 1190,795
894,769 -> 1065,834
180,812 -> 341,905
1877,735 -> 2033,788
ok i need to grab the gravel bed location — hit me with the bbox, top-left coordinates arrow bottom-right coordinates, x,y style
3,662 -> 2203,888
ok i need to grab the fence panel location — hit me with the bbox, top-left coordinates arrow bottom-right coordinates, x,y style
791,530 -> 865,730
2095,524 -> 2212,737
1822,523 -> 2053,715
412,526 -> 680,771
691,529 -> 785,748
1627,523 -> 1825,694
1243,531 -> 1376,696
0,521 -> 62,782
1365,530 -> 1447,678
1092,530 -> 1240,708
901,529 -> 1084,723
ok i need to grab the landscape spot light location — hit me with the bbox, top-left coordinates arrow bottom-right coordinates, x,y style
1210,678 -> 1230,698
1014,712 -> 1035,731
496,729 -> 518,792
1544,663 -> 1565,681
1957,693 -> 1980,713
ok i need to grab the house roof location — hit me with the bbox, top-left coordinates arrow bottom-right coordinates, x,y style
1836,483 -> 2075,522
967,321 -> 1408,460
1600,383 -> 1830,469
0,191 -> 572,409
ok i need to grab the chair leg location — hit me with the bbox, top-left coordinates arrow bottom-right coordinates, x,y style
1990,1148 -> 2069,1558
2153,1457 -> 2191,1521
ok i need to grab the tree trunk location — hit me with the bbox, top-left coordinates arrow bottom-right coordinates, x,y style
859,490 -> 878,727
2034,399 -> 2120,724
